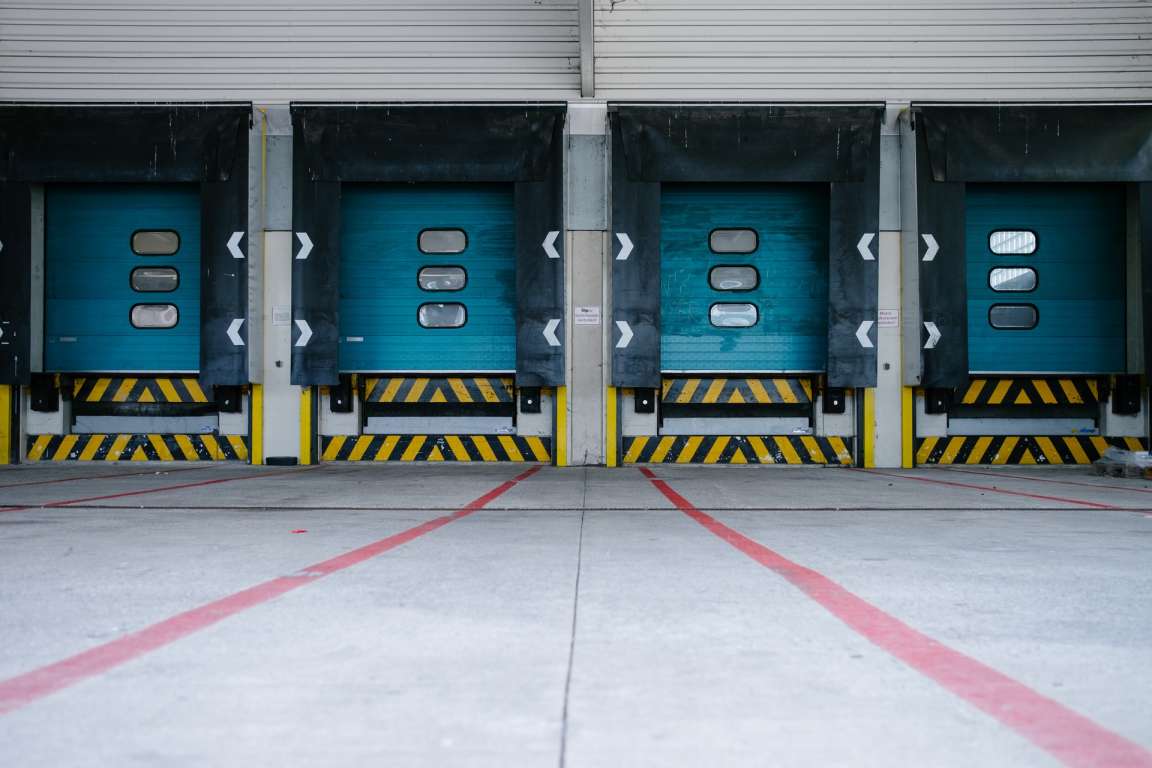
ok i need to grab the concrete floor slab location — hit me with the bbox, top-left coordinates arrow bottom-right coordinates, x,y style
0,463 -> 1148,766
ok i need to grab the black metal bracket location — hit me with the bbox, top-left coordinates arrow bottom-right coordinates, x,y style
329,375 -> 354,413
924,387 -> 952,415
214,384 -> 243,414
1111,375 -> 1141,416
30,373 -> 59,413
822,387 -> 847,414
519,386 -> 542,414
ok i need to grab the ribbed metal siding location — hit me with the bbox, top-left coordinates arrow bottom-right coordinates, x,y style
660,183 -> 830,373
0,1 -> 580,102
45,184 -> 202,373
595,0 -> 1152,101
966,183 -> 1127,374
339,183 -> 517,373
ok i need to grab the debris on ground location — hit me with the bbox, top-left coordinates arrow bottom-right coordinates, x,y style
1092,447 -> 1152,478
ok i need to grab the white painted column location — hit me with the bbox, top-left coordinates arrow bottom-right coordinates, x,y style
873,104 -> 908,467
564,101 -> 609,465
251,106 -> 302,464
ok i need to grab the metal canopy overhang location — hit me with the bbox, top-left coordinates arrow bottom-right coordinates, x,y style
912,103 -> 1152,388
610,104 -> 883,389
289,103 -> 566,387
0,103 -> 252,386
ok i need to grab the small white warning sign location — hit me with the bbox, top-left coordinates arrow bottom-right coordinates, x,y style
272,305 -> 291,327
575,306 -> 601,326
878,309 -> 900,328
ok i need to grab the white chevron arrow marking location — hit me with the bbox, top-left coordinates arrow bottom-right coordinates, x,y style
615,320 -> 633,349
543,230 -> 560,259
543,318 -> 561,347
922,233 -> 939,262
923,321 -> 941,349
0,238 -> 4,254
857,232 -> 876,261
615,233 -> 633,261
295,232 -> 313,261
226,318 -> 245,346
294,319 -> 313,348
856,320 -> 875,349
227,231 -> 245,260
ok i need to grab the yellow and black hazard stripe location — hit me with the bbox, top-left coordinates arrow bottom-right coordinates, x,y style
72,377 -> 211,404
26,433 -> 248,462
622,435 -> 853,465
661,378 -> 814,405
915,435 -> 1146,465
362,377 -> 514,405
956,378 -> 1100,407
321,434 -> 551,462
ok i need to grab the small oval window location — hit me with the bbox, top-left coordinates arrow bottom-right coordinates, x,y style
130,267 -> 179,293
989,267 -> 1037,292
989,304 -> 1038,330
131,230 -> 180,256
130,303 -> 179,329
709,229 -> 758,254
418,302 -> 467,329
710,303 -> 759,328
418,229 -> 467,254
418,266 -> 467,292
709,265 -> 759,292
989,230 -> 1037,255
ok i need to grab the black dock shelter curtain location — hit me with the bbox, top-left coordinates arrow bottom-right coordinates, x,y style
0,104 -> 251,387
290,104 -> 566,387
913,104 -> 1152,387
610,104 -> 883,388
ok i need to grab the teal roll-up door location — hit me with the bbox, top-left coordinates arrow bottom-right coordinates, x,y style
660,183 -> 829,373
966,184 -> 1126,374
45,184 -> 201,373
339,183 -> 516,372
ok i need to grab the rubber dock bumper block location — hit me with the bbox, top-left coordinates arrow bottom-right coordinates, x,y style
915,435 -> 1146,465
954,378 -> 1101,407
659,377 -> 814,405
321,434 -> 551,462
363,377 -> 514,404
72,377 -> 211,404
623,435 -> 853,465
26,434 -> 249,461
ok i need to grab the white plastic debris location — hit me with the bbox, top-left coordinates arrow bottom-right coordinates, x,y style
1092,447 -> 1152,478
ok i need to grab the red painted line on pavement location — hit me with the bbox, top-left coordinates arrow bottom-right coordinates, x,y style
0,467 -> 314,513
639,467 -> 1152,768
0,465 -> 541,715
860,468 -> 1119,510
0,465 -> 213,490
938,466 -> 1152,496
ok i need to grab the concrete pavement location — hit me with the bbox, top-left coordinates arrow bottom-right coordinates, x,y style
0,463 -> 1149,766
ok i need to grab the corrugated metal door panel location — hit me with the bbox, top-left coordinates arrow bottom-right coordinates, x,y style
966,183 -> 1126,374
0,1 -> 579,102
339,184 -> 516,373
660,184 -> 829,374
594,0 -> 1152,101
45,184 -> 201,373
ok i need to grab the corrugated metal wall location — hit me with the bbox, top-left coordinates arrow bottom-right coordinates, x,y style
2,1 -> 1149,105
0,0 -> 580,102
594,0 -> 1152,101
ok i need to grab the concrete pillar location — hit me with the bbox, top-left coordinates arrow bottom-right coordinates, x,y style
872,104 -> 909,467
563,101 -> 609,466
250,106 -> 303,464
